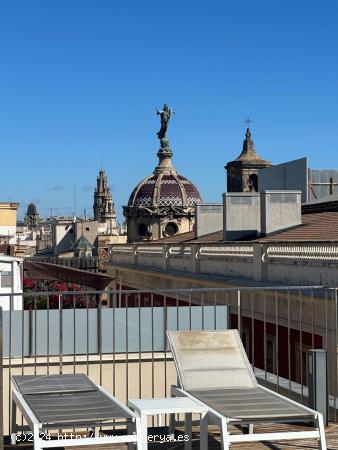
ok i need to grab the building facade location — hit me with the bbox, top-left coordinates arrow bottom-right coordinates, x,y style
0,202 -> 19,245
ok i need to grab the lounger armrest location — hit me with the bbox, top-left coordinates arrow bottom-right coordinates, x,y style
12,389 -> 41,429
258,385 -> 320,418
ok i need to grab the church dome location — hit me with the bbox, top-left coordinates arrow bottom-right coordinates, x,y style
124,104 -> 203,242
26,203 -> 38,216
128,172 -> 202,208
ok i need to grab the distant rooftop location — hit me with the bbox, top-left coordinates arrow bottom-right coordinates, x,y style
302,194 -> 338,213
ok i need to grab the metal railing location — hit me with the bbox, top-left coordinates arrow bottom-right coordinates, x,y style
0,286 -> 337,436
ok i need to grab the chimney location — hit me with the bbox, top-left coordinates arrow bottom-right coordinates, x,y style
260,191 -> 302,236
223,193 -> 261,241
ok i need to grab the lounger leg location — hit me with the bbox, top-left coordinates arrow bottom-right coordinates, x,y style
140,414 -> 148,450
220,418 -> 230,450
184,413 -> 192,450
135,417 -> 143,450
127,419 -> 135,450
317,413 -> 327,450
169,413 -> 176,437
11,399 -> 17,445
33,424 -> 42,450
200,412 -> 208,450
169,385 -> 178,438
249,423 -> 254,434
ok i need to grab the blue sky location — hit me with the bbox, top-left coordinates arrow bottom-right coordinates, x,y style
1,0 -> 338,221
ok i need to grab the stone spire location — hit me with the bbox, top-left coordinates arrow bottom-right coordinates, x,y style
236,128 -> 260,161
93,169 -> 117,233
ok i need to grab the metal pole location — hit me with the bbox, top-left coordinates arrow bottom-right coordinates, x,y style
0,307 -> 3,450
237,290 -> 242,338
308,349 -> 328,426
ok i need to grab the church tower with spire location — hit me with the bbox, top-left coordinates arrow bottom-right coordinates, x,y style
225,128 -> 271,192
93,169 -> 118,234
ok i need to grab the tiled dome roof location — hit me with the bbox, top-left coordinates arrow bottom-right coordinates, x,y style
128,172 -> 202,208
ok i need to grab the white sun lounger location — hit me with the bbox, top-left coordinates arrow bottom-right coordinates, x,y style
11,374 -> 142,450
167,330 -> 327,450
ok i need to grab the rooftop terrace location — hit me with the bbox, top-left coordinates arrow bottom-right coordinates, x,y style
0,286 -> 336,449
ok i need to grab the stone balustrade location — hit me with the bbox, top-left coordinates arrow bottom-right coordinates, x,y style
108,241 -> 338,285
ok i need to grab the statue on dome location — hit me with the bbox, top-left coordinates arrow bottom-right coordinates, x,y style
156,104 -> 174,139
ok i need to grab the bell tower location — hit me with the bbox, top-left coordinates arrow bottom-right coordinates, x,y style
225,128 -> 271,192
93,169 -> 118,234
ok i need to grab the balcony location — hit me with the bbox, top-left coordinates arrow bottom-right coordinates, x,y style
0,286 -> 337,449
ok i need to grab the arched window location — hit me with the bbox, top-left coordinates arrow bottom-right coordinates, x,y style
248,174 -> 258,192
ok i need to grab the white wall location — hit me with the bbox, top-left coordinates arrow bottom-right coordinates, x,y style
195,204 -> 223,238
223,193 -> 261,240
0,225 -> 17,244
0,257 -> 23,310
52,221 -> 75,255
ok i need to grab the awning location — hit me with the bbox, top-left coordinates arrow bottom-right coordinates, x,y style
24,260 -> 114,290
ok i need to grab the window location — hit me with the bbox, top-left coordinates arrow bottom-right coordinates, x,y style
266,335 -> 276,374
138,223 -> 150,237
164,222 -> 178,237
248,174 -> 258,192
0,271 -> 12,288
295,343 -> 311,385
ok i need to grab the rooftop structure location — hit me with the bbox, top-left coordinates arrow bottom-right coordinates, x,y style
73,233 -> 94,257
93,169 -> 118,234
226,128 -> 271,193
24,202 -> 40,230
0,202 -> 19,246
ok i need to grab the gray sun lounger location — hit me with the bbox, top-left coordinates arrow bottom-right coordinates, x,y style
167,330 -> 327,450
11,374 -> 142,450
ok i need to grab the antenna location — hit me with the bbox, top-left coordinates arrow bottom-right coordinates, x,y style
73,185 -> 76,218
